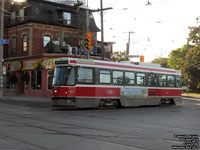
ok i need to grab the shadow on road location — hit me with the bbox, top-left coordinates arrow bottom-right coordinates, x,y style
0,100 -> 51,109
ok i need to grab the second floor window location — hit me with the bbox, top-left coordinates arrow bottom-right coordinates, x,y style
23,35 -> 28,52
63,12 -> 71,25
43,35 -> 51,47
12,36 -> 16,53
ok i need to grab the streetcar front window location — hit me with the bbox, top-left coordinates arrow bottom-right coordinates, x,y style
53,66 -> 75,86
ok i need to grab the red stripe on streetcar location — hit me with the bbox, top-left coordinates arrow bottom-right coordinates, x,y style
148,88 -> 182,97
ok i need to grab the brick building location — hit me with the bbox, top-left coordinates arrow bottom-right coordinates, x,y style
3,0 -> 104,98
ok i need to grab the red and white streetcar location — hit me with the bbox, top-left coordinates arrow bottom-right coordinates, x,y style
51,58 -> 182,108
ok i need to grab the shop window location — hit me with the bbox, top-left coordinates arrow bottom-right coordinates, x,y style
31,70 -> 42,90
12,36 -> 16,53
22,35 -> 28,52
5,72 -> 17,89
47,70 -> 53,90
43,35 -> 51,47
21,71 -> 30,89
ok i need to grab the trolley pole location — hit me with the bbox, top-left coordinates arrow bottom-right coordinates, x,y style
0,0 -> 5,98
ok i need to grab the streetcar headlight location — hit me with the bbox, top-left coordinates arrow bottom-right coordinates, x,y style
54,89 -> 58,93
65,91 -> 68,95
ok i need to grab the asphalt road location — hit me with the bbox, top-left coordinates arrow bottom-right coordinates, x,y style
0,97 -> 199,150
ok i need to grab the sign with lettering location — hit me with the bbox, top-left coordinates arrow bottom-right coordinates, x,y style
0,39 -> 9,44
10,61 -> 22,71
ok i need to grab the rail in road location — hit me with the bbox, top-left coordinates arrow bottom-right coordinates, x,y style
0,96 -> 199,150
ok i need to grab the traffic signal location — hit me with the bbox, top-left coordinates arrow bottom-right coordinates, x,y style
85,32 -> 92,52
140,55 -> 144,62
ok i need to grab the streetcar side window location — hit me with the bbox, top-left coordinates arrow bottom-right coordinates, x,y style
167,75 -> 175,87
147,73 -> 157,86
158,74 -> 167,87
125,72 -> 135,86
99,69 -> 111,84
77,67 -> 93,83
136,73 -> 146,86
176,76 -> 182,88
113,71 -> 123,85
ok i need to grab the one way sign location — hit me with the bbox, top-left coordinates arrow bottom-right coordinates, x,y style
0,39 -> 9,44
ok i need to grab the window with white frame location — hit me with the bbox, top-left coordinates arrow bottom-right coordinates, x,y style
11,11 -> 16,23
19,8 -> 24,21
43,35 -> 51,47
63,12 -> 71,25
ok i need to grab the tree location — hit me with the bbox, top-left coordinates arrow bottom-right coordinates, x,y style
167,26 -> 200,92
152,57 -> 168,68
168,44 -> 192,70
112,51 -> 128,62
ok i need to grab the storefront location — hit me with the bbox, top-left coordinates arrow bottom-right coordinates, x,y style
3,57 -> 56,98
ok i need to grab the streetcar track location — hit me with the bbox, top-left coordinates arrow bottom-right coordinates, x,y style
0,110 -> 191,150
0,99 -> 199,150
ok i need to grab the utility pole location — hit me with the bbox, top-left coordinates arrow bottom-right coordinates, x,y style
86,0 -> 90,59
0,0 -> 4,98
124,31 -> 134,59
100,0 -> 104,60
74,0 -> 83,56
91,1 -> 112,60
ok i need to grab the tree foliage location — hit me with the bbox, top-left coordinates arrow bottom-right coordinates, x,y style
168,44 -> 192,70
167,26 -> 200,92
112,51 -> 128,62
152,58 -> 168,68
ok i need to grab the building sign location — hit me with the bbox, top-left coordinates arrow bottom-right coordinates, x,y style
22,58 -> 43,70
44,58 -> 55,69
10,61 -> 22,71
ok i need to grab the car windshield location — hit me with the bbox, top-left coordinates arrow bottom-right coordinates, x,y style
53,66 -> 75,86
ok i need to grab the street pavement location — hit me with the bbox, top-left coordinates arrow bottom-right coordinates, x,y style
0,95 -> 200,150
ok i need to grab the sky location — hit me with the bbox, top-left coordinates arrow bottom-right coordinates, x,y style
87,0 -> 200,62
49,0 -> 200,62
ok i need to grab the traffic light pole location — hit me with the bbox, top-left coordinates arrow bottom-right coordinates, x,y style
0,0 -> 4,98
86,8 -> 90,59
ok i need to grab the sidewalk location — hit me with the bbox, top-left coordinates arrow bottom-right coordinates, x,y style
182,94 -> 200,99
0,95 -> 51,102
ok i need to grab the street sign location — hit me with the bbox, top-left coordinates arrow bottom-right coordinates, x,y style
0,39 -> 9,44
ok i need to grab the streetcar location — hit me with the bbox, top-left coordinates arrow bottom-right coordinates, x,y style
51,57 -> 182,108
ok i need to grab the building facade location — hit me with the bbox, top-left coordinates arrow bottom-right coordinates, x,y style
3,0 -> 105,98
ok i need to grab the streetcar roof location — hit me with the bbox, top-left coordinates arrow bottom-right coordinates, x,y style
54,57 -> 181,75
